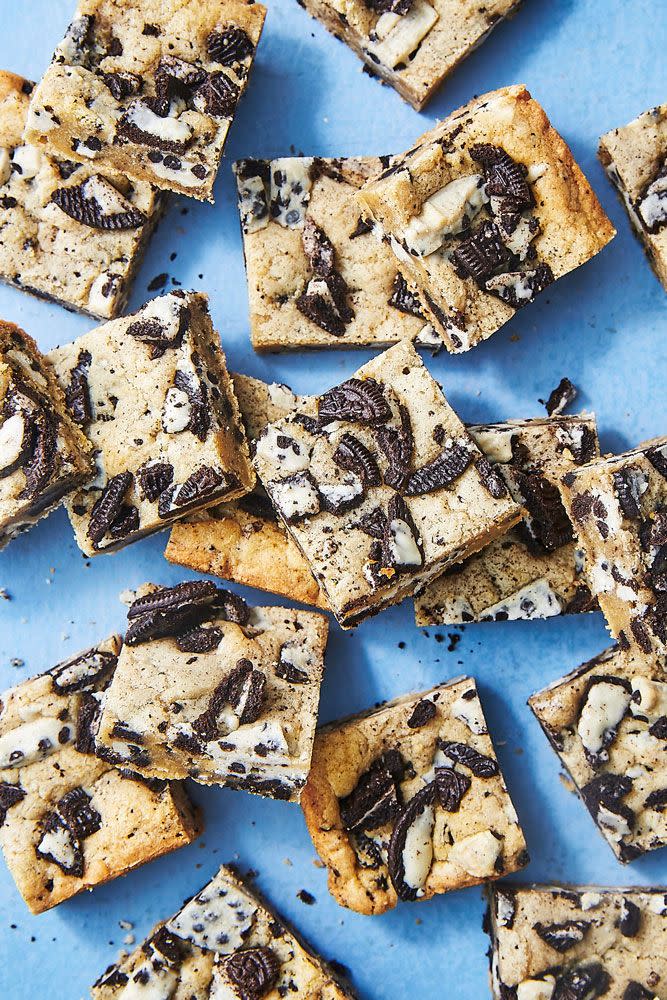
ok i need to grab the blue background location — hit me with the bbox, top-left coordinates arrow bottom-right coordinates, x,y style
0,1 -> 665,996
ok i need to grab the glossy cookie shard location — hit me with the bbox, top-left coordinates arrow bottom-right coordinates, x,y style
294,0 -> 524,111
357,85 -> 615,353
0,637 -> 201,913
234,155 -> 436,350
0,70 -> 164,318
0,320 -> 93,550
487,883 -> 667,999
95,582 -> 328,801
560,436 -> 667,667
415,414 -> 600,625
529,646 -> 667,863
48,292 -> 254,555
301,677 -> 527,914
252,340 -> 522,627
599,103 -> 667,290
24,0 -> 266,202
91,864 -> 356,998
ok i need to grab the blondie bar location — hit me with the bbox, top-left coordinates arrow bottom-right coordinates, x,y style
235,156 -> 436,350
560,437 -> 667,665
92,865 -> 355,998
0,71 -> 163,318
0,637 -> 201,913
95,581 -> 328,801
357,85 -> 615,353
530,645 -> 667,863
25,0 -> 266,202
301,677 -> 527,914
599,104 -> 667,291
295,0 -> 523,111
253,340 -> 522,626
49,292 -> 254,555
415,414 -> 599,624
487,883 -> 667,999
0,320 -> 92,549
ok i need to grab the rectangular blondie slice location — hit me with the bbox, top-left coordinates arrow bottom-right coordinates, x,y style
487,883 -> 667,999
24,0 -> 266,202
0,320 -> 92,549
599,104 -> 667,290
253,340 -> 522,626
415,414 -> 600,625
301,677 -> 527,914
49,292 -> 254,555
235,156 -> 436,350
295,0 -> 523,111
357,85 -> 615,353
0,637 -> 201,914
529,646 -> 667,863
166,373 -> 329,607
95,581 -> 328,801
560,437 -> 667,666
92,865 -> 356,998
0,71 -> 164,319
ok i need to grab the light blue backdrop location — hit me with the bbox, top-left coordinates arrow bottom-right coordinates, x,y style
0,1 -> 665,997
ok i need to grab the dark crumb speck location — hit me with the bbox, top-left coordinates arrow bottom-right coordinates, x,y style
169,252 -> 177,261
147,273 -> 169,292
297,889 -> 315,905
447,633 -> 461,652
0,588 -> 11,600
398,641 -> 406,649
434,633 -> 444,643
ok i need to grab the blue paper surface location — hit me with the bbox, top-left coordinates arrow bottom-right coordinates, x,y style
0,0 -> 666,996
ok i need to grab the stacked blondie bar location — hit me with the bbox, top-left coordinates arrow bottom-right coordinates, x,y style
0,0 -> 665,998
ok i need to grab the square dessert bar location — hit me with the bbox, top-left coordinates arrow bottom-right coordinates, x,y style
487,883 -> 667,1000
0,637 -> 201,914
529,646 -> 667,863
560,437 -> 667,665
24,0 -> 266,202
0,71 -> 164,319
415,413 -> 600,625
92,865 -> 356,998
296,0 -> 523,112
166,373 -> 329,608
95,581 -> 328,801
253,340 -> 522,627
599,104 -> 667,291
49,291 -> 254,555
235,156 -> 436,351
357,85 -> 615,353
301,677 -> 527,914
0,321 -> 92,549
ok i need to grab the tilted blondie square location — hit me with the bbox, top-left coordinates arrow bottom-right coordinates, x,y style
253,341 -> 522,627
599,104 -> 667,291
92,865 -> 356,998
487,883 -> 667,1000
301,677 -> 527,914
0,71 -> 164,319
0,321 -> 92,549
0,637 -> 201,914
529,646 -> 667,863
166,373 -> 329,608
49,291 -> 254,555
24,0 -> 266,202
295,0 -> 523,112
560,437 -> 667,666
357,85 -> 615,353
415,413 -> 600,625
95,581 -> 328,801
235,156 -> 436,351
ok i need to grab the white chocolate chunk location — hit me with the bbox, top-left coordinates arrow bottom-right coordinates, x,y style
448,829 -> 501,876
11,144 -> 45,181
387,518 -> 422,567
162,386 -> 191,433
638,168 -> 667,229
269,157 -> 314,228
0,413 -> 26,474
367,0 -> 439,70
255,426 -> 310,473
402,175 -> 487,256
117,961 -> 178,999
401,800 -> 434,893
269,474 -> 320,521
167,875 -> 257,954
517,978 -> 555,1000
479,579 -> 562,621
0,716 -> 74,769
577,680 -> 631,755
36,822 -> 76,870
630,676 -> 667,720
121,101 -> 193,146
451,690 -> 487,735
